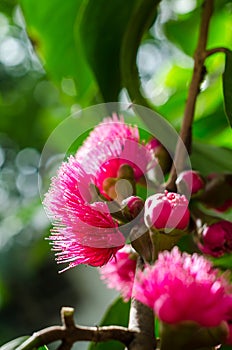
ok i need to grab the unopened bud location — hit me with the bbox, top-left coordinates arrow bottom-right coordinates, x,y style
198,220 -> 232,257
122,196 -> 144,220
117,164 -> 135,179
145,190 -> 190,231
147,138 -> 172,174
199,173 -> 232,212
176,170 -> 205,197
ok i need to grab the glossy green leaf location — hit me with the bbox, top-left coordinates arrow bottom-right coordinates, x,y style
19,0 -> 96,104
88,297 -> 130,350
223,49 -> 232,127
79,0 -> 137,101
191,142 -> 232,175
0,336 -> 29,350
120,0 -> 161,108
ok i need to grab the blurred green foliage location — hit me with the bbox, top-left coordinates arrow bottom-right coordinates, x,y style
0,0 -> 232,348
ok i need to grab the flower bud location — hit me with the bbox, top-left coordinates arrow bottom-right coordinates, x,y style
144,190 -> 190,231
176,170 -> 205,197
199,173 -> 232,212
198,220 -> 232,257
121,196 -> 144,220
147,138 -> 172,175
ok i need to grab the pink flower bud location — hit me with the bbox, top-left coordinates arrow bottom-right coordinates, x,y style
122,196 -> 144,220
144,191 -> 190,230
198,220 -> 232,257
147,138 -> 172,175
146,138 -> 161,151
199,173 -> 232,212
176,170 -> 205,196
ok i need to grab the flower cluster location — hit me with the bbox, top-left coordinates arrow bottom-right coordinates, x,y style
44,114 -> 232,346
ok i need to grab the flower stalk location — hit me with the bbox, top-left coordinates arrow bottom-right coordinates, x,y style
127,257 -> 156,350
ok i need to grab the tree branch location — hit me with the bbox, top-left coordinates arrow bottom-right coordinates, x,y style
166,0 -> 214,191
16,307 -> 136,350
126,257 -> 156,350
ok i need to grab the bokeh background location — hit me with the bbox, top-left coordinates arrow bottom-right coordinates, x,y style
0,2 -> 119,348
0,0 -> 232,349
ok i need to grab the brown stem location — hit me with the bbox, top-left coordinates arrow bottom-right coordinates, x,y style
126,257 -> 156,350
16,307 -> 135,350
166,0 -> 214,191
205,47 -> 228,58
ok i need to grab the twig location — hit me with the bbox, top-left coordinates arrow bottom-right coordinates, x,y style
205,47 -> 228,58
126,257 -> 156,350
16,307 -> 136,350
166,0 -> 214,191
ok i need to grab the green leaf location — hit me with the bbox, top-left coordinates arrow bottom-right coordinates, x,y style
19,0 -> 96,104
120,0 -> 161,108
212,253 -> 232,270
223,49 -> 232,127
88,297 -> 130,350
79,0 -> 137,101
220,346 -> 232,350
191,142 -> 232,175
0,336 -> 29,350
193,106 -> 229,140
164,8 -> 200,56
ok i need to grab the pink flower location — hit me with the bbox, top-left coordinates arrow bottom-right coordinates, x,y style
198,220 -> 232,258
75,114 -> 155,199
44,156 -> 125,270
176,170 -> 205,196
99,246 -> 137,301
144,190 -> 190,230
134,247 -> 232,327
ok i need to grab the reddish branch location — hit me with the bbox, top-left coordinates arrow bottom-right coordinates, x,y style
166,0 -> 214,191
